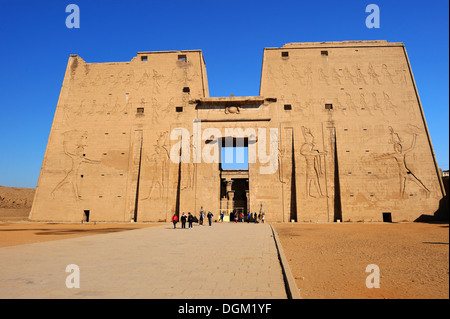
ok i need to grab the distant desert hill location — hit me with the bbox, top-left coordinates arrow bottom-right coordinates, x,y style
0,186 -> 35,221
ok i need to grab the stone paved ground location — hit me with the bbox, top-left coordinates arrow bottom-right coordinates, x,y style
0,222 -> 287,299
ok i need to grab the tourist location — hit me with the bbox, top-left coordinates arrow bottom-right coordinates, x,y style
254,212 -> 258,223
181,212 -> 187,229
171,213 -> 178,229
199,206 -> 205,225
199,211 -> 204,226
188,212 -> 194,229
207,211 -> 213,226
261,213 -> 265,223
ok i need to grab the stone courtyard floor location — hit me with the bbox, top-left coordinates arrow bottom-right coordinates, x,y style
1,220 -> 448,299
0,222 -> 287,299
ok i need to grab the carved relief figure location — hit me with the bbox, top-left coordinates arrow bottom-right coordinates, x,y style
152,69 -> 163,95
62,103 -> 75,123
332,97 -> 344,112
300,127 -> 326,198
381,64 -> 395,84
88,99 -> 97,115
331,67 -> 343,85
142,131 -> 169,199
225,105 -> 240,114
343,66 -> 356,84
359,92 -> 373,115
278,64 -> 289,86
151,98 -> 160,124
292,94 -> 309,116
51,131 -> 100,200
137,70 -> 150,87
370,92 -> 385,115
375,127 -> 430,198
396,67 -> 408,86
291,65 -> 304,86
383,91 -> 397,115
367,63 -> 381,84
354,65 -> 368,85
304,63 -> 313,87
318,67 -> 330,85
359,92 -> 367,108
123,70 -> 135,85
181,135 -> 196,190
344,92 -> 359,113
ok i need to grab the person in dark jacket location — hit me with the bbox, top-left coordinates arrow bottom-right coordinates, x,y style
180,212 -> 187,229
207,211 -> 213,226
188,212 -> 194,229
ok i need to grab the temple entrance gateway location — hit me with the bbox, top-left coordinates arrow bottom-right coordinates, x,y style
29,42 -> 445,223
219,139 -> 250,222
220,172 -> 249,222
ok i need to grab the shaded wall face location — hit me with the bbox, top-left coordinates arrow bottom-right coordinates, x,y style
260,44 -> 443,222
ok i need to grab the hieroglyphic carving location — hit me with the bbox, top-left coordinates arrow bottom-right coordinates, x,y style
300,127 -> 326,198
51,130 -> 100,200
375,126 -> 430,198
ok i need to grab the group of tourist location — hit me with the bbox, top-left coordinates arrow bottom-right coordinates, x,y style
171,209 -> 265,229
171,211 -> 214,229
218,211 -> 265,224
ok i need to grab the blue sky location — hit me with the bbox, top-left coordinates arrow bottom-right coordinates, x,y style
221,147 -> 249,170
0,0 -> 448,188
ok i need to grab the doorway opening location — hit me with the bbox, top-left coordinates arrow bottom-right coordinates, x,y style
83,210 -> 90,222
383,212 -> 392,223
220,177 -> 249,219
219,137 -> 250,221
